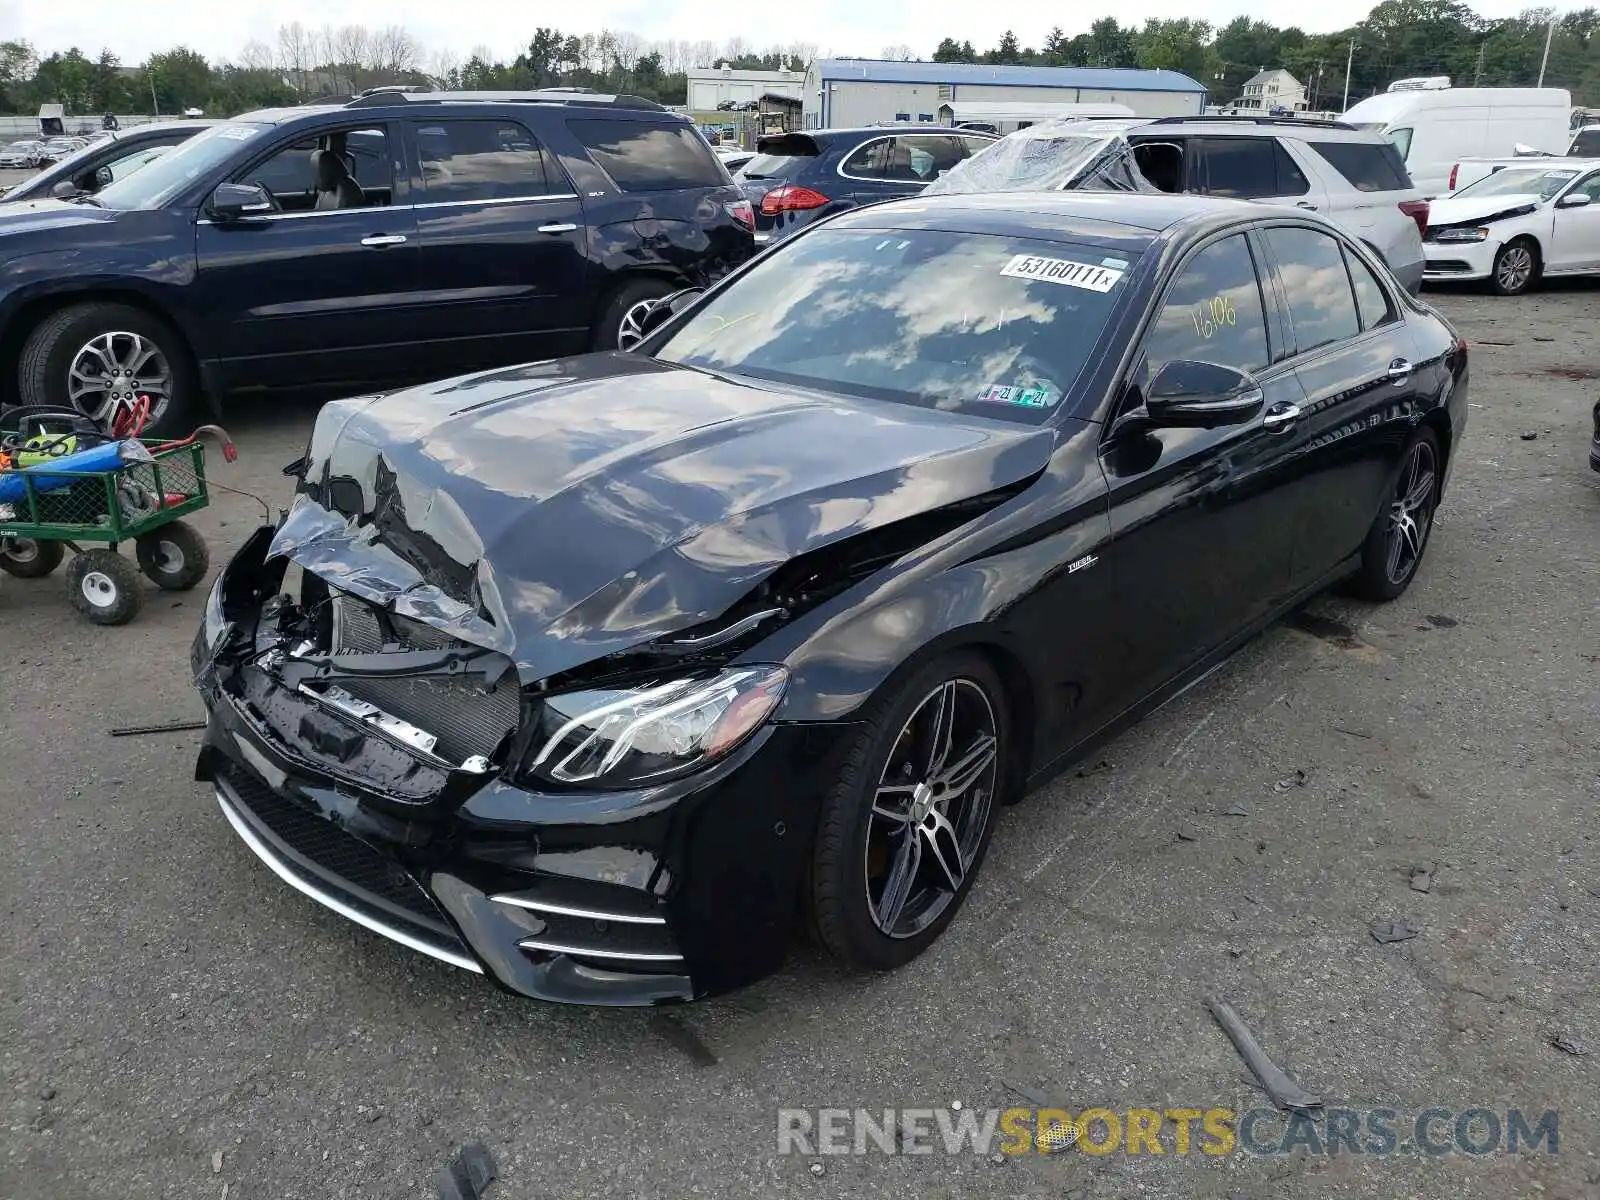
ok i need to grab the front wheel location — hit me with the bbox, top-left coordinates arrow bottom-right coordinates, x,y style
1348,427 -> 1441,602
1489,238 -> 1540,296
809,652 -> 1009,971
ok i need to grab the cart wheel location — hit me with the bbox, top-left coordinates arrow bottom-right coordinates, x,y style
0,537 -> 64,578
68,549 -> 144,625
135,520 -> 209,591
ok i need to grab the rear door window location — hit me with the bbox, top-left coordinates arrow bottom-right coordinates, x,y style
1346,249 -> 1394,330
414,120 -> 559,203
568,120 -> 726,192
1264,226 -> 1361,355
1202,138 -> 1308,198
1308,140 -> 1411,192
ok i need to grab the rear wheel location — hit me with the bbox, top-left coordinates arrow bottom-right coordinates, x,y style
594,278 -> 677,352
17,302 -> 199,437
1489,238 -> 1540,296
1348,427 -> 1441,602
0,537 -> 64,578
809,652 -> 1008,971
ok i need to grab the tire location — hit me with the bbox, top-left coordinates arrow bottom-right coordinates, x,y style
0,537 -> 64,578
1489,237 -> 1540,296
1348,427 -> 1442,602
809,650 -> 1009,971
67,549 -> 143,625
134,519 -> 209,591
592,278 -> 678,352
17,302 -> 199,438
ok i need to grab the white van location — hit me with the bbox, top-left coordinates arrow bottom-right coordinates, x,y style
1341,80 -> 1572,197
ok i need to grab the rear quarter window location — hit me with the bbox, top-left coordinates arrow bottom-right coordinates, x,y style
567,120 -> 726,192
1308,140 -> 1412,192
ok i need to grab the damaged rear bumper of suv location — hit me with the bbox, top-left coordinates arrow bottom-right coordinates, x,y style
192,525 -> 849,1005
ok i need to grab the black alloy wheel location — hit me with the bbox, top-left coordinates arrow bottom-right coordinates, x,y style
1350,427 -> 1441,601
810,652 -> 1007,970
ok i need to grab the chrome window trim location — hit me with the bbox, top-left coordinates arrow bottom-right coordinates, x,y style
214,784 -> 483,975
412,192 -> 578,210
196,193 -> 581,225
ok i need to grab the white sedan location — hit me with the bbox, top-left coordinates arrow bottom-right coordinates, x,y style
1423,159 -> 1600,295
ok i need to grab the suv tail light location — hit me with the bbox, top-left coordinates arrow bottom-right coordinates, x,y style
1398,199 -> 1430,236
726,199 -> 755,231
1447,163 -> 1459,191
759,185 -> 831,216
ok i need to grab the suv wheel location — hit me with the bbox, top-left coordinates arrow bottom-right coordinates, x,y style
594,279 -> 677,352
17,302 -> 198,437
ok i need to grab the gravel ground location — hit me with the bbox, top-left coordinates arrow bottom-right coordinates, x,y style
2,285 -> 1597,1199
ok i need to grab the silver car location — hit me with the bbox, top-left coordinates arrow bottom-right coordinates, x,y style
0,140 -> 44,169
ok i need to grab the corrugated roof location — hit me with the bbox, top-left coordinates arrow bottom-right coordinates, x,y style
814,59 -> 1207,95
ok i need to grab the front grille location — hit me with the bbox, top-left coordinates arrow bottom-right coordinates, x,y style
329,593 -> 520,765
219,763 -> 447,931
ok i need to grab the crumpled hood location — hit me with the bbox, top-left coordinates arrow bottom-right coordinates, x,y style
1427,193 -> 1541,228
273,353 -> 1053,682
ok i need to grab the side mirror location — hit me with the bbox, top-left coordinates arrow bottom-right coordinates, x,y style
1141,359 -> 1264,428
50,180 -> 77,200
209,181 -> 273,221
93,165 -> 113,189
1556,192 -> 1593,209
634,287 -> 705,342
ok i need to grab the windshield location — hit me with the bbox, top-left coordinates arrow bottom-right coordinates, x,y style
95,123 -> 268,210
4,141 -> 39,152
654,227 -> 1137,425
1454,166 -> 1578,200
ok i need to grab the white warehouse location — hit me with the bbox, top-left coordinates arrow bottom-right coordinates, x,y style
687,65 -> 806,111
803,59 -> 1207,129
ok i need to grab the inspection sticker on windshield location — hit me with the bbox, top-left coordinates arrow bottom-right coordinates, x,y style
215,126 -> 259,140
976,383 -> 1058,409
1000,254 -> 1124,293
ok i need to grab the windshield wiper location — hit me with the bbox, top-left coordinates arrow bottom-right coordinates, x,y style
72,193 -> 103,206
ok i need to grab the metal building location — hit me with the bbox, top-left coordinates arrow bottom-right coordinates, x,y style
803,60 -> 1207,129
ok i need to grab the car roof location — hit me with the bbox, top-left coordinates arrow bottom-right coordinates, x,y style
780,126 -> 993,148
826,190 -> 1265,243
1122,116 -> 1379,141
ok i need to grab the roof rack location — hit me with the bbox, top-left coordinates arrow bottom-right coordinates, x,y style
1148,114 -> 1358,132
343,89 -> 667,112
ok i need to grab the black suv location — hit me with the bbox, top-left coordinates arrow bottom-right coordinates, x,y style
737,126 -> 996,244
0,91 -> 753,434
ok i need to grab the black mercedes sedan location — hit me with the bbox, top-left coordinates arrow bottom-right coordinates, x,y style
193,192 -> 1469,1005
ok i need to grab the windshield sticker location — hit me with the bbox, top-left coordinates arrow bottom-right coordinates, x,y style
1191,294 -> 1237,339
1001,254 -> 1124,293
976,383 -> 1059,409
214,126 -> 259,140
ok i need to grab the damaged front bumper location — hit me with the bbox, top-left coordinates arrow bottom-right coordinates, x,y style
193,526 -> 850,1005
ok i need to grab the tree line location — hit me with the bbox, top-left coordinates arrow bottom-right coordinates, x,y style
2,3 -> 1597,120
935,2 -> 1600,108
0,27 -> 820,117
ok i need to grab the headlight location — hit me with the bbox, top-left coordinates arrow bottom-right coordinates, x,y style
1433,227 -> 1489,243
202,573 -> 227,648
525,665 -> 788,788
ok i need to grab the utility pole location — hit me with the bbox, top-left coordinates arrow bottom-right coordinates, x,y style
1342,38 -> 1355,111
148,70 -> 159,116
1536,14 -> 1555,87
1473,41 -> 1486,86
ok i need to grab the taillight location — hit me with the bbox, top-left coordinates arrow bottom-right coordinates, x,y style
1447,163 -> 1459,191
727,199 -> 755,231
759,184 -> 831,216
1399,199 -> 1430,237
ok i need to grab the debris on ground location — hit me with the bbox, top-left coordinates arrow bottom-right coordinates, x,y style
810,1161 -> 825,1176
1520,432 -> 1539,441
1410,864 -> 1437,893
1176,828 -> 1197,842
1203,997 -> 1322,1112
1222,804 -> 1250,817
435,1142 -> 498,1200
1075,759 -> 1113,778
1548,1034 -> 1586,1057
109,718 -> 208,737
1333,727 -> 1373,740
212,1150 -> 223,1174
1424,614 -> 1459,628
1273,770 -> 1308,793
1369,919 -> 1420,944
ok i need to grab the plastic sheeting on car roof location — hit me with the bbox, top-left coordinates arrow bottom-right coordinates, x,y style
924,118 -> 1162,196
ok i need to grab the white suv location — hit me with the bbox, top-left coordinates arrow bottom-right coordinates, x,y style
1118,116 -> 1428,294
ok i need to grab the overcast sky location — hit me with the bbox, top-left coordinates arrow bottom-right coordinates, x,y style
0,0 -> 1547,66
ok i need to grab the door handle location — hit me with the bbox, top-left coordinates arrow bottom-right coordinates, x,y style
1261,402 -> 1302,432
1295,200 -> 1318,210
359,234 -> 407,248
537,223 -> 578,234
1387,358 -> 1413,382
